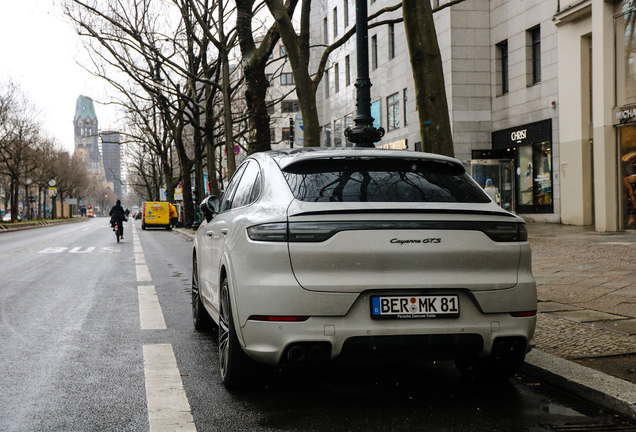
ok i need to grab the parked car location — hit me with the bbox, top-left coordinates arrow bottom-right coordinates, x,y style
192,148 -> 537,388
3,212 -> 21,222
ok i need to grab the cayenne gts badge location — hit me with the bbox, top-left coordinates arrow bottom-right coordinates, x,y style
390,238 -> 441,244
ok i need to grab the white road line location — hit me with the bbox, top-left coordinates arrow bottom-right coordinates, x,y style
69,246 -> 96,254
137,265 -> 152,282
138,286 -> 167,330
135,245 -> 144,253
38,247 -> 68,254
143,344 -> 196,432
136,253 -> 147,264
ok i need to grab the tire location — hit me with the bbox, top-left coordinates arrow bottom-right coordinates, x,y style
218,277 -> 250,389
192,254 -> 212,331
141,223 -> 146,230
116,231 -> 120,243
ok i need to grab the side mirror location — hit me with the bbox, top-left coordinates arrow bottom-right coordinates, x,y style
200,196 -> 220,223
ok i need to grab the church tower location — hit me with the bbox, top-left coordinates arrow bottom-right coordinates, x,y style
74,95 -> 107,181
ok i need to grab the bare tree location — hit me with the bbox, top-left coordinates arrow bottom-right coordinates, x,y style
0,82 -> 40,222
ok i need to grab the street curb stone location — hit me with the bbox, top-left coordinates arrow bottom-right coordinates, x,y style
0,217 -> 88,233
522,350 -> 636,421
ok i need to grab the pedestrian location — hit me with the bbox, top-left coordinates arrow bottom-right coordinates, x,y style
483,178 -> 501,205
168,202 -> 178,228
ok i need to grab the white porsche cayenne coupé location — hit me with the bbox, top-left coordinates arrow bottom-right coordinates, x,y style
192,147 -> 536,388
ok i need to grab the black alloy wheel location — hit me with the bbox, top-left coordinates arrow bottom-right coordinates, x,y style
218,277 -> 249,389
192,254 -> 212,331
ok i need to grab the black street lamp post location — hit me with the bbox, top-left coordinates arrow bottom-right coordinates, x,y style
344,0 -> 385,147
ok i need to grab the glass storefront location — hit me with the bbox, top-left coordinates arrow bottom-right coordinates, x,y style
616,2 -> 636,229
477,119 -> 553,214
615,1 -> 636,107
619,125 -> 636,229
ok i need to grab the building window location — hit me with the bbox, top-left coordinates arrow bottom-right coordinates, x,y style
282,127 -> 290,142
324,123 -> 332,147
344,0 -> 349,28
266,102 -> 275,114
325,70 -> 330,98
403,88 -> 408,126
371,35 -> 378,70
281,100 -> 300,113
333,7 -> 338,38
334,63 -> 340,93
497,40 -> 509,94
270,128 -> 276,143
323,17 -> 329,44
345,55 -> 351,86
616,5 -> 636,106
280,45 -> 287,58
530,26 -> 541,84
387,92 -> 400,131
388,23 -> 395,60
281,73 -> 294,85
334,119 -> 342,147
265,73 -> 273,85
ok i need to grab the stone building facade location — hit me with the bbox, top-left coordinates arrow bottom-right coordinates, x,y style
309,0 -> 561,224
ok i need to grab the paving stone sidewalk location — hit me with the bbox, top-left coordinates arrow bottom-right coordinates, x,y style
528,222 -> 636,360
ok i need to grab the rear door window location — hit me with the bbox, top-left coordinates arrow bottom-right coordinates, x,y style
232,161 -> 261,209
282,157 -> 490,203
219,163 -> 247,212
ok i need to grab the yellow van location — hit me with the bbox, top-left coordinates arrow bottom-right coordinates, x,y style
141,201 -> 171,230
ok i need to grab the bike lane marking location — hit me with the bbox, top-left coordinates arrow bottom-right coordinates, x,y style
143,344 -> 196,432
134,223 -> 196,431
138,286 -> 167,330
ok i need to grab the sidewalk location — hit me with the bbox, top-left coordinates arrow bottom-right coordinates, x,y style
523,222 -> 636,419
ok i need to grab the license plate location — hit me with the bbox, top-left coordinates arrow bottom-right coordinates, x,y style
371,295 -> 459,319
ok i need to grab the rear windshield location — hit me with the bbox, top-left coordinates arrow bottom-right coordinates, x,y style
282,158 -> 490,203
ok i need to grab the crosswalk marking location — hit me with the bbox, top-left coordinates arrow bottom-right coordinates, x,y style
138,286 -> 167,330
143,344 -> 196,432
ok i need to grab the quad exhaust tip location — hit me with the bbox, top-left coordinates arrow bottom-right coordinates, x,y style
286,343 -> 330,363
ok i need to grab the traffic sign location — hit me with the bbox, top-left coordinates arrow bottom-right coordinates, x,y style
224,145 -> 240,155
295,112 -> 304,147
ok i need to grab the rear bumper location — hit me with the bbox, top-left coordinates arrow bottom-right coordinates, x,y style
238,290 -> 536,365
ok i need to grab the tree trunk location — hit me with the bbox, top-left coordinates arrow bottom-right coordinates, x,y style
294,73 -> 321,147
10,177 -> 18,222
403,0 -> 454,157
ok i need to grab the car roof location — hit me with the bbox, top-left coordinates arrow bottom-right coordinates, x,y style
261,147 -> 464,171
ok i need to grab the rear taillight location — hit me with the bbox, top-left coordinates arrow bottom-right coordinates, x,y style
247,221 -> 528,242
480,222 -> 527,242
510,311 -> 536,317
247,223 -> 288,241
248,315 -> 309,322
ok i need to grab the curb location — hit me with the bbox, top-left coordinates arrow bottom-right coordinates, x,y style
522,350 -> 636,420
0,217 -> 88,233
173,228 -> 196,240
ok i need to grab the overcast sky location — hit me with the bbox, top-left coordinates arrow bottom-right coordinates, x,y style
0,0 -> 121,154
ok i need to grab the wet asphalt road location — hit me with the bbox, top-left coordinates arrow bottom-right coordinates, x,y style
0,218 -> 633,431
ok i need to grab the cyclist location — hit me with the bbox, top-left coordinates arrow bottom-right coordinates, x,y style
109,199 -> 128,239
